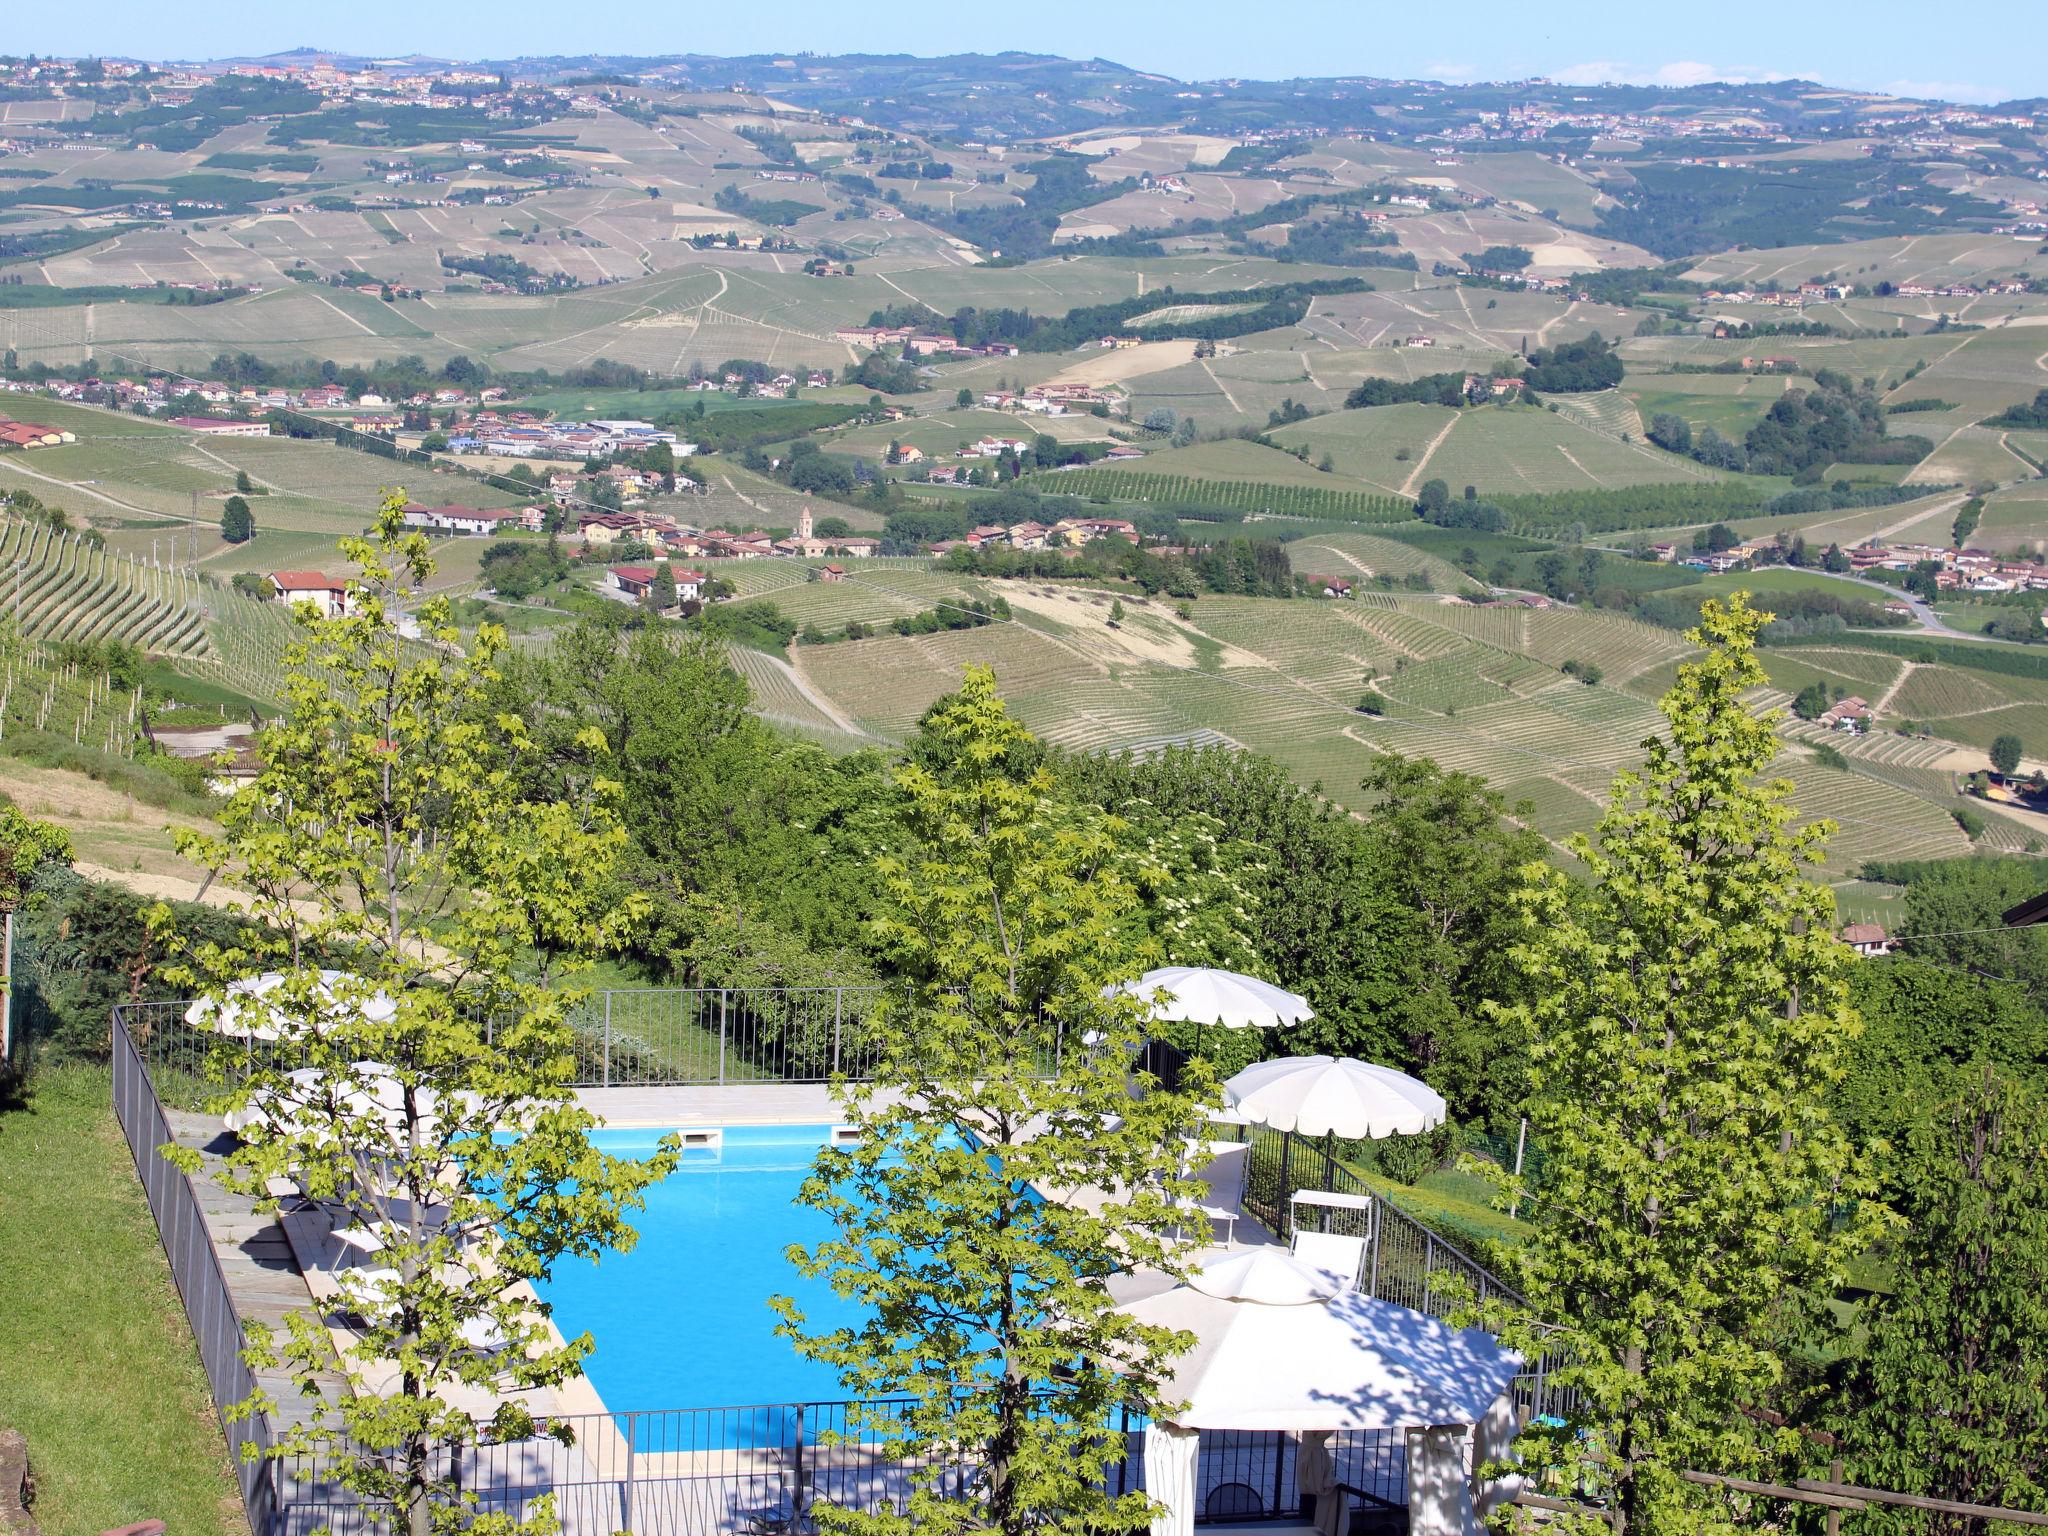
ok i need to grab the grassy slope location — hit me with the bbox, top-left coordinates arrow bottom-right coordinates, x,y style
0,1065 -> 244,1536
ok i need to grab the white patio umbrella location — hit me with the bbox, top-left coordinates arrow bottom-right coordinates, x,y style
1119,1250 -> 1522,1536
1224,1055 -> 1446,1139
185,969 -> 397,1041
1109,966 -> 1313,1063
1114,967 -> 1314,1030
224,1061 -> 441,1147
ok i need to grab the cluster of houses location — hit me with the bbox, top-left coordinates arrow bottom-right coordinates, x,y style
670,367 -> 835,399
1648,535 -> 2048,596
30,374 -> 519,419
578,505 -> 882,563
1843,542 -> 2048,593
832,324 -> 1021,359
928,515 -> 1138,554
976,381 -> 1123,416
1465,267 -> 1582,297
1701,284 -> 1853,308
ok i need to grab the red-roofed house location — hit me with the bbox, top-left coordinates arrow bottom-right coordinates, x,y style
269,571 -> 351,616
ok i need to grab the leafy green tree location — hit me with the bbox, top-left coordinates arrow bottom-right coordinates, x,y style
1792,681 -> 1832,720
1417,478 -> 1451,515
1646,412 -> 1692,455
1339,754 -> 1545,1123
775,668 -> 1211,1536
1992,733 -> 2024,776
956,388 -> 973,407
219,495 -> 254,543
235,468 -> 256,495
1,805 -> 72,1060
1832,1070 -> 2048,1526
1899,859 -> 2048,1008
162,496 -> 678,1536
1838,958 -> 2048,1151
1484,596 -> 1877,1535
649,562 -> 678,612
419,430 -> 449,452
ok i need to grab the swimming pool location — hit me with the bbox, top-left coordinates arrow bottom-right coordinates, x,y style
532,1124 -> 882,1414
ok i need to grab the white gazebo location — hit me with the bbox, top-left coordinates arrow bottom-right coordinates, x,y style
1120,1250 -> 1524,1536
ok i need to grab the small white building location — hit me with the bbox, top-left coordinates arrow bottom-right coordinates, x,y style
269,571 -> 352,617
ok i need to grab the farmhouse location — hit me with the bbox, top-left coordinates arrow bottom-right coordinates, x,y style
1308,574 -> 1356,599
603,564 -> 706,607
0,418 -> 74,448
402,504 -> 531,536
269,571 -> 352,617
1840,922 -> 1897,958
172,416 -> 271,438
1819,696 -> 1872,731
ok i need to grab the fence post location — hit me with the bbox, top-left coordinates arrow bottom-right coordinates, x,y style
1509,1116 -> 1527,1220
622,1410 -> 637,1535
718,990 -> 729,1086
1367,1197 -> 1382,1299
1278,1132 -> 1293,1239
793,1402 -> 808,1521
602,991 -> 613,1091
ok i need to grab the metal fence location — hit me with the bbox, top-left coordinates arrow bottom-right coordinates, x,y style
118,987 -> 902,1097
259,1403 -> 1410,1536
111,996 -> 1556,1535
1239,1122 -> 1571,1418
109,1005 -> 284,1535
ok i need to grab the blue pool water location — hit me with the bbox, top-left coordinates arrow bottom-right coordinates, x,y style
532,1124 -> 880,1415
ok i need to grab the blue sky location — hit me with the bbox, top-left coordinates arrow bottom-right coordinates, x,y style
15,0 -> 2048,105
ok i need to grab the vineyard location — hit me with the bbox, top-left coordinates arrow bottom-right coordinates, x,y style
0,517 -> 212,658
1030,468 -> 1413,523
0,633 -> 146,754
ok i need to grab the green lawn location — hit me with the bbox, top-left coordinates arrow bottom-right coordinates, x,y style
0,1065 -> 244,1536
1695,568 -> 1888,602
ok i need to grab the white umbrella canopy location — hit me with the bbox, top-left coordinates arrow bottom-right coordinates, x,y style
1224,1055 -> 1446,1139
224,1061 -> 439,1139
185,969 -> 397,1041
1118,1249 -> 1520,1432
1113,967 -> 1314,1030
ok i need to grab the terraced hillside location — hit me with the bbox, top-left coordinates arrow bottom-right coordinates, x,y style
782,572 -> 1974,875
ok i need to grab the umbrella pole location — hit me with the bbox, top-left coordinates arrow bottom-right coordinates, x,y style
1322,1130 -> 1337,1195
1278,1130 -> 1293,1238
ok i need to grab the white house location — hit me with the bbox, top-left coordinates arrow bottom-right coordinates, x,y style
269,571 -> 352,617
